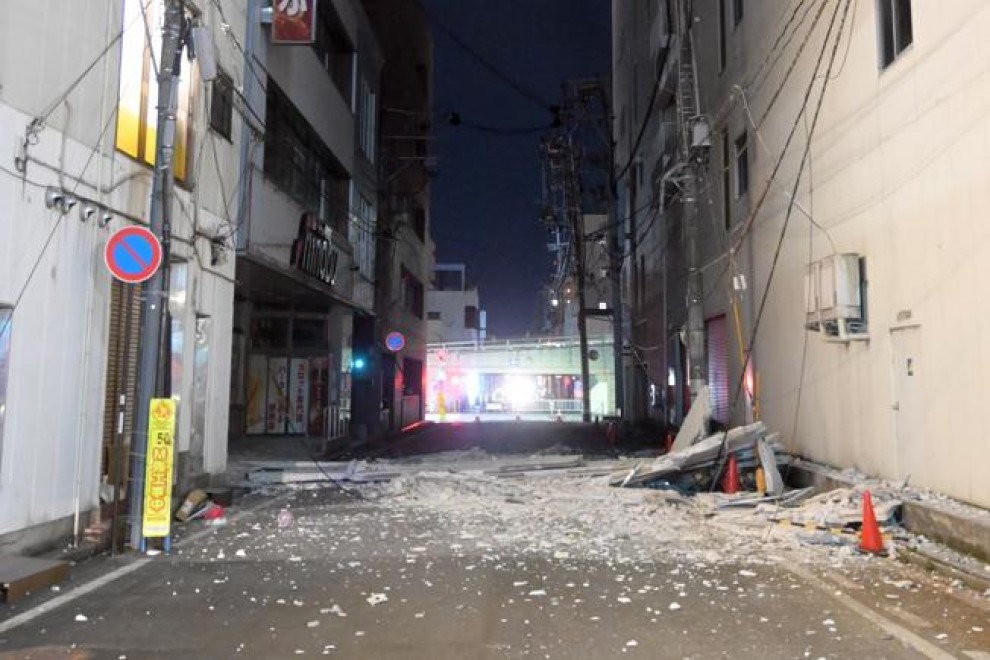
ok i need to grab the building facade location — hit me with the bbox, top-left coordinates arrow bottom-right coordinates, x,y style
360,0 -> 435,435
614,0 -> 990,508
229,0 -> 380,446
0,0 -> 240,551
427,263 -> 483,344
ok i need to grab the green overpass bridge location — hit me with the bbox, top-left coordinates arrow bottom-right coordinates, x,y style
425,335 -> 617,421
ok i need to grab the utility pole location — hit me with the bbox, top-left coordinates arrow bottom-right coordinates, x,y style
568,150 -> 593,423
605,111 -> 625,421
676,0 -> 708,403
128,0 -> 184,551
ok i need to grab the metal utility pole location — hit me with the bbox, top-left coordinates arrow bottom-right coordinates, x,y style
569,174 -> 593,423
605,122 -> 625,420
676,0 -> 708,402
128,0 -> 184,551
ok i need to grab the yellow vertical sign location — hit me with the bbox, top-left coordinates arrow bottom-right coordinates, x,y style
142,398 -> 176,538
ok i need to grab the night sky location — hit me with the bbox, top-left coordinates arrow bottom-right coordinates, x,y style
421,0 -> 611,338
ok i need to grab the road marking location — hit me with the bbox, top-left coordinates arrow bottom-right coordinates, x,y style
785,563 -> 957,660
0,491 -> 294,634
0,559 -> 149,635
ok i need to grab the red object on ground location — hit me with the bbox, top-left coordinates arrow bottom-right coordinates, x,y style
203,504 -> 226,521
606,422 -> 617,445
721,454 -> 740,494
859,490 -> 885,554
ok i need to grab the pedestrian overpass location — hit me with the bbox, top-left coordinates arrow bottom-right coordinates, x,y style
425,335 -> 617,421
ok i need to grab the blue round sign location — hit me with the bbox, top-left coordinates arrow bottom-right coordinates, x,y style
105,226 -> 162,284
385,331 -> 406,353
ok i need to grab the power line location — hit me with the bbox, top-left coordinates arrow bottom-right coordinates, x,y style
730,0 -> 852,411
0,90 -> 124,344
414,0 -> 553,112
33,0 -> 156,123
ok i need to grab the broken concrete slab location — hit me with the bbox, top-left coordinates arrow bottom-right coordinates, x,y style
611,422 -> 768,487
669,385 -> 711,452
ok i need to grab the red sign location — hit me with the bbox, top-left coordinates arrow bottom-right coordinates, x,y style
272,0 -> 317,44
105,226 -> 162,284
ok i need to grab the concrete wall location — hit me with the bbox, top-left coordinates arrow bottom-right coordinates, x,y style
427,288 -> 480,344
0,0 -> 240,547
689,0 -> 990,507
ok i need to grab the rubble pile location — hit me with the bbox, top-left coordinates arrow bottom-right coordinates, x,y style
609,422 -> 789,494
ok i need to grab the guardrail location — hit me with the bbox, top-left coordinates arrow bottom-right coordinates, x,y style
324,405 -> 349,440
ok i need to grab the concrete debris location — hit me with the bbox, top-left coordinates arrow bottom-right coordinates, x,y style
610,422 -> 786,489
239,454 -> 598,486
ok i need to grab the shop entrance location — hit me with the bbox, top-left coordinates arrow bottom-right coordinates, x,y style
244,315 -> 337,437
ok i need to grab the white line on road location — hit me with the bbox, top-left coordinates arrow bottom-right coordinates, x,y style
0,491 -> 295,635
0,559 -> 149,635
785,563 -> 957,660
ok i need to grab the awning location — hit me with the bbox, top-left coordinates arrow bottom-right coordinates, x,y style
236,250 -> 369,313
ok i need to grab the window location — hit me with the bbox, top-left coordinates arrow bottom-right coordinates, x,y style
350,193 -> 376,280
733,0 -> 744,26
210,69 -> 233,141
357,78 -> 377,162
313,4 -> 354,102
464,306 -> 478,330
0,307 -> 11,467
115,0 -> 195,182
717,0 -> 727,72
734,132 -> 749,198
877,0 -> 913,69
401,267 -> 424,319
722,130 -> 732,229
427,311 -> 441,320
264,81 -> 350,232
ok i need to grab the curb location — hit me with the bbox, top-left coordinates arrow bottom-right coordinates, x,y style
785,460 -> 990,566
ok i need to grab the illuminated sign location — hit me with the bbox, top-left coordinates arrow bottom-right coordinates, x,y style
291,213 -> 339,286
142,399 -> 176,538
272,0 -> 317,44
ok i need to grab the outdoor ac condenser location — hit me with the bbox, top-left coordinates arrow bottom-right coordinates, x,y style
806,253 -> 862,331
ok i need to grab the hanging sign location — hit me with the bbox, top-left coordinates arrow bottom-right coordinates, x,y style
142,398 -> 176,538
272,0 -> 317,44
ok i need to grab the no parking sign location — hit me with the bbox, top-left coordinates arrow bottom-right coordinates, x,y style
105,226 -> 162,284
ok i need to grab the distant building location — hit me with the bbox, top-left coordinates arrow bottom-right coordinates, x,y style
361,0 -> 435,434
427,264 -> 484,344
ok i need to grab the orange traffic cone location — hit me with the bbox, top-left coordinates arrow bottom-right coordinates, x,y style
721,454 -> 740,494
859,490 -> 885,554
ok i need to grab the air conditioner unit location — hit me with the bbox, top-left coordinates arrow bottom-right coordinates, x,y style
806,253 -> 865,336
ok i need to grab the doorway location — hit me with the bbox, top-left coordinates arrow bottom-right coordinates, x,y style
891,326 -> 923,482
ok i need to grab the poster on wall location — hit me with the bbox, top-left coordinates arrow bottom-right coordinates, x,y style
308,356 -> 329,436
289,358 -> 309,434
266,357 -> 288,434
246,355 -> 268,434
272,0 -> 317,44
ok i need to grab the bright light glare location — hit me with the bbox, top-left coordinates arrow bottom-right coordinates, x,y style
506,375 -> 537,407
465,371 -> 481,402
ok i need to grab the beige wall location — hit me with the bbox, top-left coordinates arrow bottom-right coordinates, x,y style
692,0 -> 990,506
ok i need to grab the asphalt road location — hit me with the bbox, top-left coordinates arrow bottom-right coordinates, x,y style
1,423 -> 988,659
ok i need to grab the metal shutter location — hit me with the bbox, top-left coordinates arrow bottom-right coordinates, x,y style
706,315 -> 730,424
101,281 -> 143,486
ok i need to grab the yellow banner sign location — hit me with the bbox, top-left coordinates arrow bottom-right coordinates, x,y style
142,398 -> 176,538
